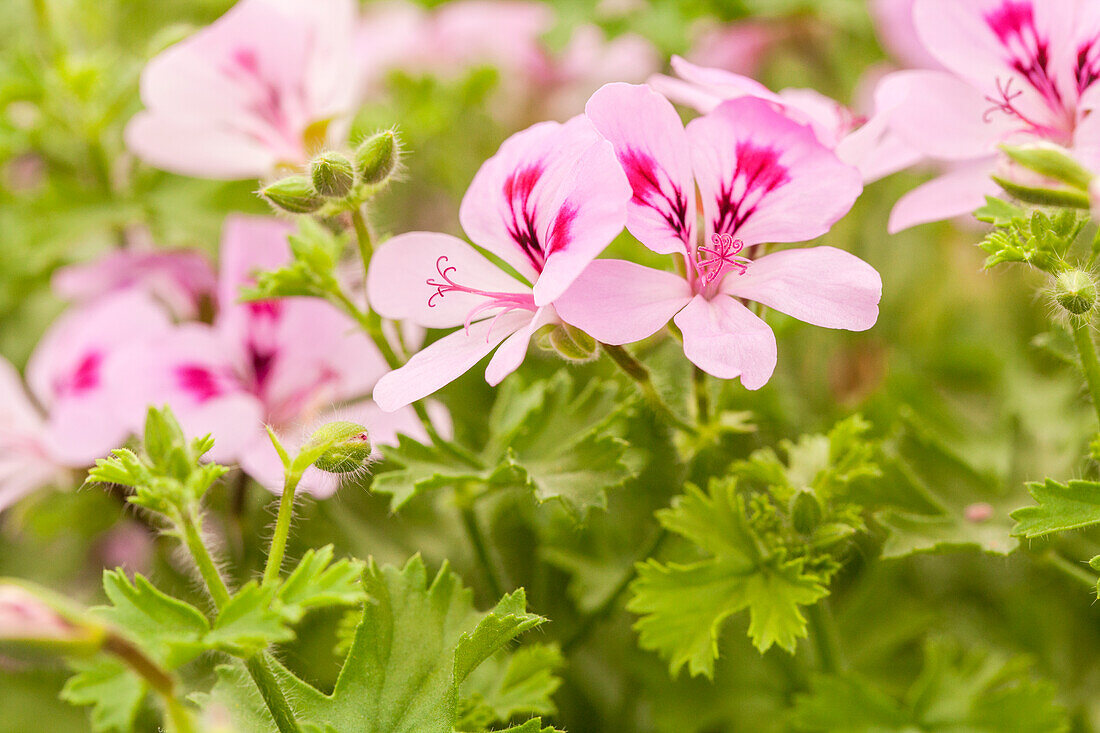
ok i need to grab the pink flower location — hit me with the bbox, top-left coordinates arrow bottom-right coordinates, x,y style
686,21 -> 779,77
650,56 -> 923,183
870,0 -> 944,70
0,585 -> 78,642
117,216 -> 425,497
52,247 -> 216,319
881,0 -> 1100,231
368,116 -> 631,411
554,84 -> 880,388
1,291 -> 173,510
126,0 -> 360,180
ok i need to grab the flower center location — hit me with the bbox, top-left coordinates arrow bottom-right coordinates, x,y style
426,256 -> 536,338
695,234 -> 750,293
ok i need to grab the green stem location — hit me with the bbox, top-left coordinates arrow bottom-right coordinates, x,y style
179,511 -> 230,609
562,529 -> 669,653
459,502 -> 504,599
1071,317 -> 1100,429
245,654 -> 302,733
263,472 -> 302,587
164,698 -> 198,733
693,366 -> 710,424
805,601 -> 843,675
1040,550 -> 1097,590
104,633 -> 196,733
351,207 -> 373,272
600,343 -> 698,435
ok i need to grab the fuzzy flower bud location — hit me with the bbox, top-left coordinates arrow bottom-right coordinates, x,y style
790,491 -> 822,535
355,130 -> 398,186
538,324 -> 598,362
310,151 -> 356,198
261,175 -> 323,214
1054,269 -> 1097,316
0,583 -> 100,650
303,421 -> 372,474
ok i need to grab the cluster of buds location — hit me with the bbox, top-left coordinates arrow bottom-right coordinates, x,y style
261,129 -> 400,215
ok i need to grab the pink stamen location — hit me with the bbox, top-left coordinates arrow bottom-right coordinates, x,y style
697,233 -> 751,286
425,256 -> 536,340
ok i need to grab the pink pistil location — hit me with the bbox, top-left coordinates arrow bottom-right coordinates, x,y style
697,233 -> 751,286
425,256 -> 536,339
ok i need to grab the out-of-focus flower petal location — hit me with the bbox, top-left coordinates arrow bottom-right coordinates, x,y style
673,295 -> 777,389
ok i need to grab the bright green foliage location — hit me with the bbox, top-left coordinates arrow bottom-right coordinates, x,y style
85,406 -> 228,519
629,480 -> 828,677
206,583 -> 294,657
457,644 -> 564,730
1011,478 -> 1100,537
372,373 -> 634,518
60,659 -> 146,733
275,545 -> 366,623
241,218 -> 348,303
230,556 -> 556,733
791,641 -> 1068,732
976,203 -> 1083,271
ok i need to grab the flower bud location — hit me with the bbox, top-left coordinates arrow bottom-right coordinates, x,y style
791,490 -> 822,535
1000,143 -> 1094,192
304,421 -> 372,474
355,130 -> 398,186
310,151 -> 356,198
0,583 -> 101,651
1054,269 -> 1097,316
541,324 -> 598,362
261,175 -> 323,214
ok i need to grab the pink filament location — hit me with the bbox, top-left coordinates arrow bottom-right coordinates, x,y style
425,256 -> 535,340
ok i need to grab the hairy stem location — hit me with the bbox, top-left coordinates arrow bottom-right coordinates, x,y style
246,654 -> 302,733
459,501 -> 504,599
263,472 -> 302,587
1040,550 -> 1097,590
351,207 -> 373,271
600,343 -> 698,435
805,601 -> 843,675
179,511 -> 230,609
1071,317 -> 1100,429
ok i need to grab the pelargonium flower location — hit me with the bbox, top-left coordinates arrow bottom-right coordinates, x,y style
1,291 -> 173,510
117,216 -> 430,497
870,0 -> 944,70
555,84 -> 881,388
126,0 -> 359,180
650,56 -> 922,183
881,0 -> 1100,231
367,116 -> 631,411
52,247 -> 216,320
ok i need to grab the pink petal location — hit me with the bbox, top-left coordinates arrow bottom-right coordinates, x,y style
0,357 -> 44,434
686,96 -> 862,246
585,83 -> 697,255
124,113 -> 278,180
372,310 -> 533,412
217,215 -> 295,312
484,307 -> 557,386
835,74 -> 926,182
554,259 -> 692,345
673,295 -> 777,389
870,0 -> 943,69
721,247 -> 882,331
888,159 -> 1000,232
532,138 -> 631,305
885,70 -> 1016,160
459,116 -> 605,280
368,232 -> 531,328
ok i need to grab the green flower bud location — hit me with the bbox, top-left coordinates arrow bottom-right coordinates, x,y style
1000,143 -> 1093,192
355,130 -> 398,186
791,490 -> 822,535
310,151 -> 356,198
542,324 -> 598,362
1090,555 -> 1100,572
1054,269 -> 1097,316
304,421 -> 372,474
261,175 -> 323,214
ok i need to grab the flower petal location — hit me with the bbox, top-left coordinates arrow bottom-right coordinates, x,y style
554,259 -> 692,345
585,83 -> 697,255
368,232 -> 532,328
687,96 -> 862,246
722,246 -> 882,331
484,307 -> 557,386
888,159 -> 999,232
673,295 -> 777,389
372,310 -> 533,411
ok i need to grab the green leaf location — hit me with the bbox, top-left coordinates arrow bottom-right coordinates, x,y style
61,658 -> 146,733
792,640 -> 1068,732
93,570 -> 209,668
207,582 -> 294,657
458,644 -> 564,729
1010,478 -> 1100,537
371,434 -> 487,510
628,481 -> 828,677
266,556 -> 550,733
974,195 -> 1027,226
275,545 -> 366,623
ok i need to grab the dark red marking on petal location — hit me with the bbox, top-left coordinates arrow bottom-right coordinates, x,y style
619,147 -> 691,245
176,364 -> 227,403
54,350 -> 103,397
503,163 -> 547,271
984,2 -> 1063,112
711,142 -> 790,237
546,201 -> 578,256
1076,37 -> 1100,95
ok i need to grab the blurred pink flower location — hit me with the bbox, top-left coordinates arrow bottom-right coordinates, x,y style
555,84 -> 879,388
117,216 -> 427,497
52,248 -> 216,319
0,585 -> 77,642
368,115 -> 630,411
870,0 -> 943,70
1,291 -> 173,510
881,0 -> 1100,231
650,56 -> 923,183
126,0 -> 360,180
686,21 -> 778,77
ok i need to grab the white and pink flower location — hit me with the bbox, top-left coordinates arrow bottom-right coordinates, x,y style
554,84 -> 881,389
